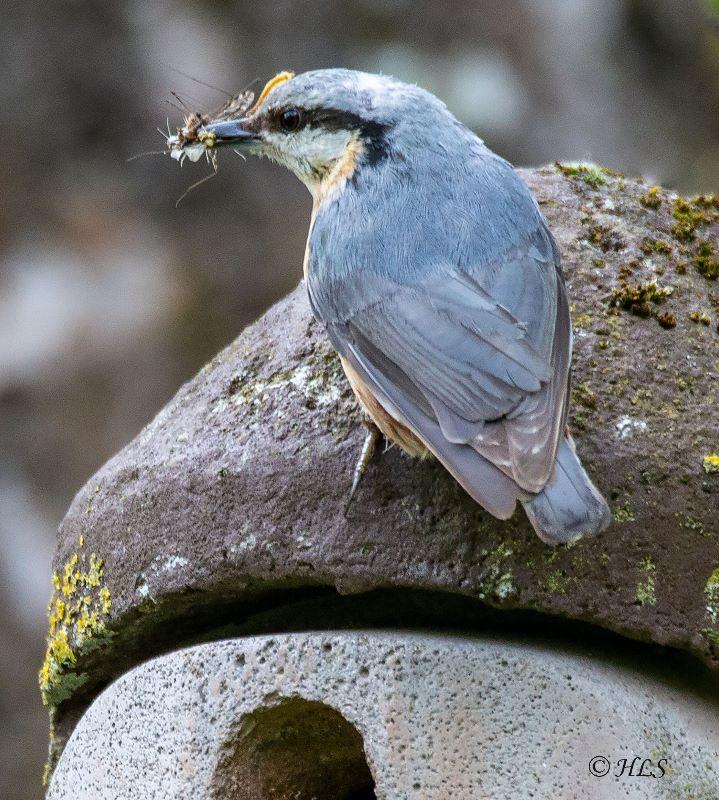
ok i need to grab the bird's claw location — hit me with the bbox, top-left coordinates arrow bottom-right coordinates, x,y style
344,424 -> 381,516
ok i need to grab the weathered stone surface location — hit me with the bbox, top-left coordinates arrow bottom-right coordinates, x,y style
44,167 -> 719,755
47,632 -> 719,799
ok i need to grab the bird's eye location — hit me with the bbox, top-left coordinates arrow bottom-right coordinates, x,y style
279,108 -> 302,133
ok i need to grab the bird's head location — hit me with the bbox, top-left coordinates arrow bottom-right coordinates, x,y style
195,68 -> 449,202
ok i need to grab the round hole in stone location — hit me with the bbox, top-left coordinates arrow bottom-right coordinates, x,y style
211,697 -> 377,800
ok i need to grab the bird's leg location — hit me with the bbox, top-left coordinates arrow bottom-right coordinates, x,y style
344,420 -> 381,515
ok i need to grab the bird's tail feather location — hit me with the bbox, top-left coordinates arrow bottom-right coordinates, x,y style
522,436 -> 611,545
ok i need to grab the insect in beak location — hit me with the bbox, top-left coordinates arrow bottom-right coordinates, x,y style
197,118 -> 256,146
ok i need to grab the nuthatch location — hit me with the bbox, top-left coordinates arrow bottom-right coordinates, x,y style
191,69 -> 611,545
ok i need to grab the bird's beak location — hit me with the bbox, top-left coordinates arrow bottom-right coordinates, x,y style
198,118 -> 257,147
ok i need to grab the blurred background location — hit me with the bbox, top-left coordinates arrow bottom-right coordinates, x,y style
1,0 -> 718,796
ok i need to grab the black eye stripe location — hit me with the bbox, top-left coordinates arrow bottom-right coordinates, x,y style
264,105 -> 390,165
299,107 -> 375,132
269,106 -> 384,133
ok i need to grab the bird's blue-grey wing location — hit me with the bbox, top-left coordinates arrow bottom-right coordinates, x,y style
331,320 -> 526,519
314,227 -> 570,501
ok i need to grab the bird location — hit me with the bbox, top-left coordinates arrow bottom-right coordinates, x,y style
195,68 -> 612,545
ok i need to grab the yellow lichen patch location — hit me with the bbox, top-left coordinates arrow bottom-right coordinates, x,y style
100,586 -> 111,614
249,70 -> 295,114
572,312 -> 593,329
705,568 -> 719,625
636,557 -> 656,607
703,454 -> 719,474
39,545 -> 113,707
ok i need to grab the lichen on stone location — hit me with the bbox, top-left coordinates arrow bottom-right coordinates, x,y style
676,513 -> 706,537
39,543 -> 113,708
703,454 -> 719,475
544,569 -> 569,594
571,311 -> 593,330
613,500 -> 635,523
636,558 -> 657,607
639,237 -> 673,256
705,568 -> 719,626
478,543 -> 515,601
228,351 -> 346,414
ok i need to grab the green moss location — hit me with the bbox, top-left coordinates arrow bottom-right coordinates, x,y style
639,186 -> 662,209
693,193 -> 719,209
700,627 -> 719,648
656,311 -> 677,329
42,708 -> 63,787
701,565 -> 719,655
573,381 -> 597,410
555,161 -> 608,189
636,557 -> 657,606
610,279 -> 672,319
671,196 -> 719,242
694,240 -> 719,280
630,387 -> 653,408
639,237 -> 673,256
39,545 -> 113,708
689,311 -> 712,325
588,224 -> 624,252
570,412 -> 587,432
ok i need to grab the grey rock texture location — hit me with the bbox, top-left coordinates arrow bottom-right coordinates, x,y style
47,632 -> 719,800
43,167 -> 719,759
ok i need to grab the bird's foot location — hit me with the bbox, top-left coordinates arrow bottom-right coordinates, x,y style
344,422 -> 381,515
